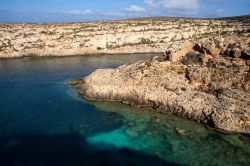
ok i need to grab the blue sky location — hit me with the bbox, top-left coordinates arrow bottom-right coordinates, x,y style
0,0 -> 249,22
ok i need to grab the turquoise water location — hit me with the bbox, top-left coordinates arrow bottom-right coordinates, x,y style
0,55 -> 249,166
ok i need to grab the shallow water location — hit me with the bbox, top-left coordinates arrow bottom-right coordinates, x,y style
0,54 -> 249,166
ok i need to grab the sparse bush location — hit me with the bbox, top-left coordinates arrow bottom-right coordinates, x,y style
181,87 -> 187,91
140,38 -> 153,44
97,47 -> 103,50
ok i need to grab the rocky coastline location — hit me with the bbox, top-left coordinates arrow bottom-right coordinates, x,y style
74,34 -> 250,134
1,16 -> 250,58
2,16 -> 250,134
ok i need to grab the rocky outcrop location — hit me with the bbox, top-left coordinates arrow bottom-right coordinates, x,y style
75,35 -> 250,134
1,16 -> 250,58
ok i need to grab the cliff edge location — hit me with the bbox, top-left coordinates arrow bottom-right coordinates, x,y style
1,16 -> 250,58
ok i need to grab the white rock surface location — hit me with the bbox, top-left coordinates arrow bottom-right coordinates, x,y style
1,17 -> 249,58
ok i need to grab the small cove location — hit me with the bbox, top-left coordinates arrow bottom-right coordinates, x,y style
0,54 -> 249,166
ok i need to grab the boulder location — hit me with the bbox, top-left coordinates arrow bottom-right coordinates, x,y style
214,38 -> 225,48
193,39 -> 220,58
170,43 -> 194,62
201,41 -> 220,58
176,128 -> 185,136
180,51 -> 203,65
151,115 -> 161,123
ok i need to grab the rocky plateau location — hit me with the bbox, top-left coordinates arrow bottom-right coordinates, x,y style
0,16 -> 250,58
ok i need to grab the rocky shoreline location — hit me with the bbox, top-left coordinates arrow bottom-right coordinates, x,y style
2,16 -> 250,134
1,16 -> 250,58
74,34 -> 250,134
0,52 -> 162,60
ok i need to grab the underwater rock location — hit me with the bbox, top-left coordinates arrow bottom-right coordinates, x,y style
176,128 -> 186,136
68,79 -> 83,85
151,115 -> 161,123
165,122 -> 172,128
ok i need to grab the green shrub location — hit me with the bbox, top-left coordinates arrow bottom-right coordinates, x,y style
97,47 -> 103,50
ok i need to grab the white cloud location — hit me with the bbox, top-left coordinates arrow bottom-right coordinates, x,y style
69,10 -> 80,15
145,0 -> 158,7
144,0 -> 199,15
125,5 -> 146,13
99,11 -> 125,17
47,0 -> 202,21
83,9 -> 94,15
161,0 -> 199,13
210,0 -> 225,2
69,9 -> 94,16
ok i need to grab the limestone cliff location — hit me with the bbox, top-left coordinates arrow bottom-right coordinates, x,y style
1,16 -> 250,58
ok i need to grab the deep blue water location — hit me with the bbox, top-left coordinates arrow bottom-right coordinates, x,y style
0,54 -> 249,166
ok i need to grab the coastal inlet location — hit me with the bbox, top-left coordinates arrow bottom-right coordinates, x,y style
0,54 -> 249,165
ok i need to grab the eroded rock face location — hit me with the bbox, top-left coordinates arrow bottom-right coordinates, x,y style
1,16 -> 250,58
75,35 -> 250,134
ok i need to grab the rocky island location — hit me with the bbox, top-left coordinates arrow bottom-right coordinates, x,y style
72,16 -> 250,134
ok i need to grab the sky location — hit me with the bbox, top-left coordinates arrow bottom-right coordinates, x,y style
0,0 -> 249,22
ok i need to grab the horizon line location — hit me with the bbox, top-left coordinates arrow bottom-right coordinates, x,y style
0,14 -> 249,24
